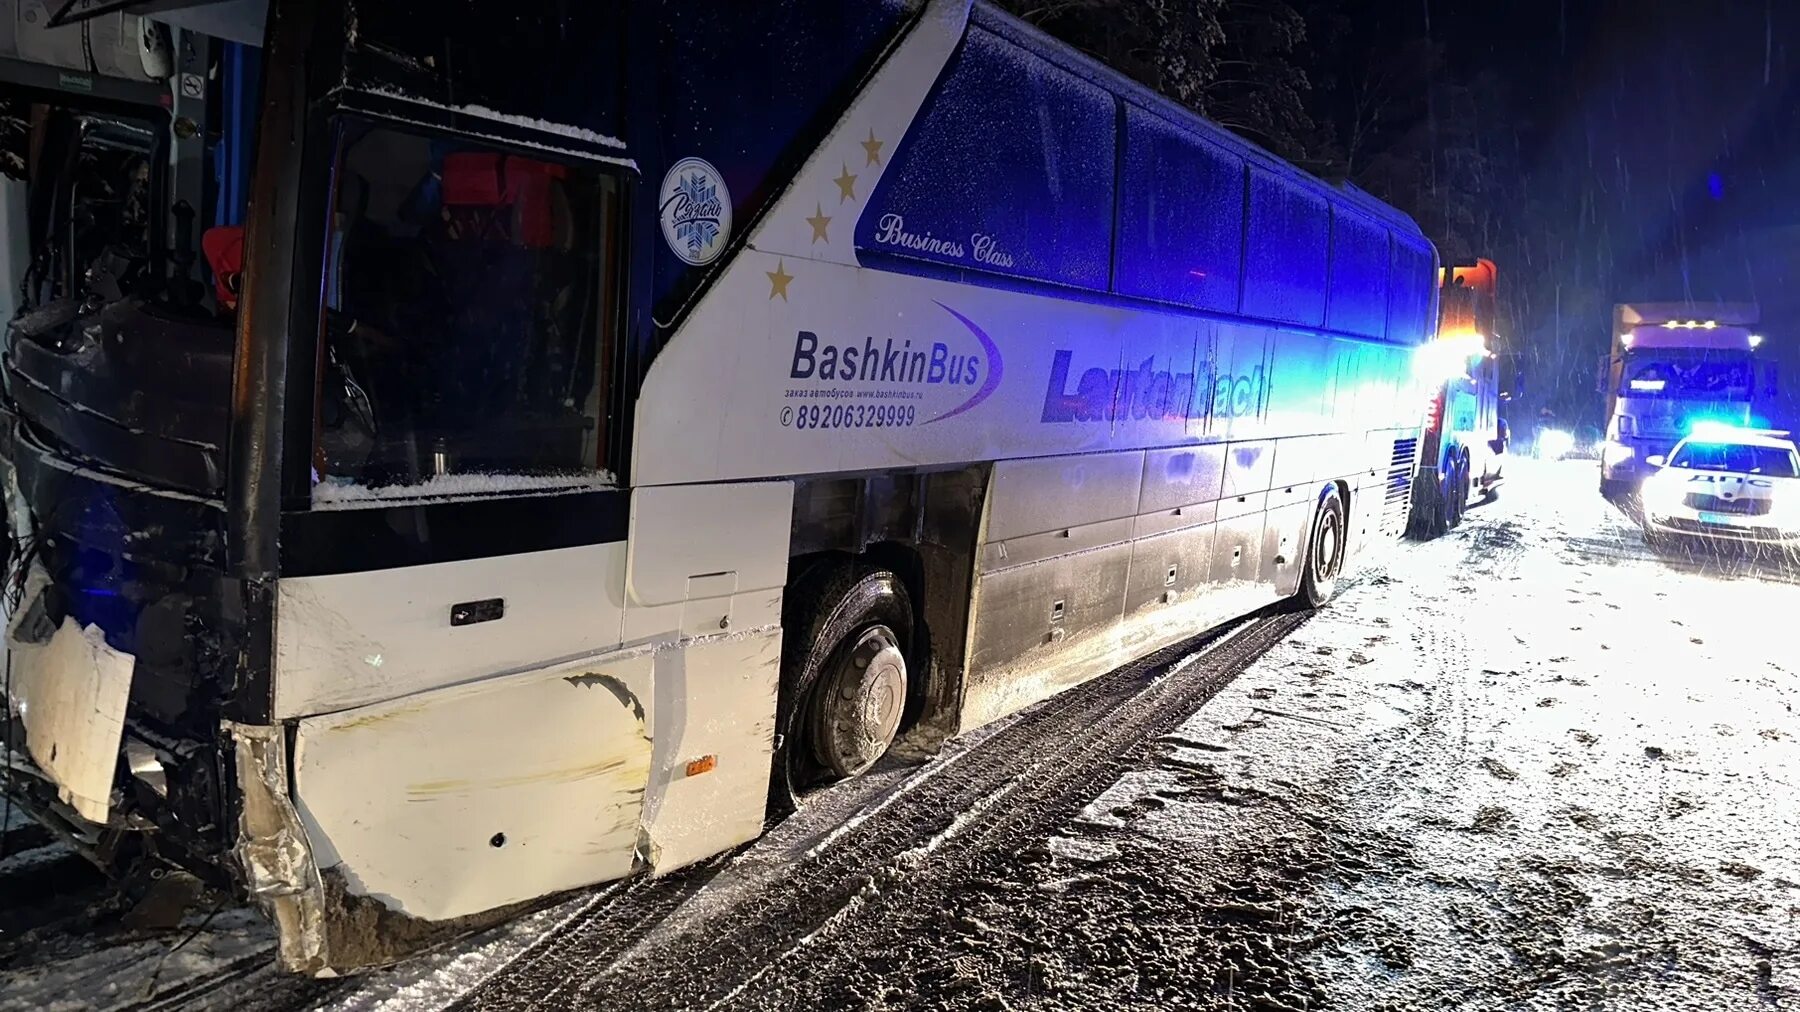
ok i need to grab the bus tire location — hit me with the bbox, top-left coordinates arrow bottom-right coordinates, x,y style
1599,477 -> 1631,501
772,565 -> 913,810
1293,486 -> 1347,610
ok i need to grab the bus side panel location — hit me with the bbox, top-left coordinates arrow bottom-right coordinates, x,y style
273,542 -> 628,719
291,651 -> 656,923
1138,445 -> 1228,522
964,540 -> 1133,730
1207,511 -> 1273,616
640,630 -> 782,875
961,444 -> 1292,731
624,481 -> 791,871
281,481 -> 790,936
1123,523 -> 1219,625
962,452 -> 1140,728
1122,518 -> 1276,660
1265,501 -> 1312,598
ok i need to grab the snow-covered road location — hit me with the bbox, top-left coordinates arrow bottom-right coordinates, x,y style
581,457 -> 1798,1012
5,458 -> 1797,1011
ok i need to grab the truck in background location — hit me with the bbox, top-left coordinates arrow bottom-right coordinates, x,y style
1598,303 -> 1776,499
1409,258 -> 1513,538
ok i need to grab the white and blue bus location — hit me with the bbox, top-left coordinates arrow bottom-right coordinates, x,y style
0,0 -> 1435,972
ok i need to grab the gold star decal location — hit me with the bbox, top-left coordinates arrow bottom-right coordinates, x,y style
766,260 -> 793,301
805,203 -> 832,244
861,129 -> 884,166
833,163 -> 858,203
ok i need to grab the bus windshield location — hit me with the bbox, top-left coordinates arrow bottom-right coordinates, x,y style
1620,354 -> 1753,400
315,121 -> 623,492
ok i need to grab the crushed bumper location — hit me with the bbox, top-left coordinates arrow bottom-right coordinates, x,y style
4,571 -> 137,824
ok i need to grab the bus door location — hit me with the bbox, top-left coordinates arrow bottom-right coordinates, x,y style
263,118 -> 664,940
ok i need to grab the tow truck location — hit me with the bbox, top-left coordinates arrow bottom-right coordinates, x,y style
1408,258 -> 1515,538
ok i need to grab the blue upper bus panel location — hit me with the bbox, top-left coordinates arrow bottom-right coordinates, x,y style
1326,207 -> 1392,338
854,2 -> 1436,346
857,19 -> 1116,291
1114,105 -> 1245,313
655,1 -> 916,310
1387,237 -> 1437,344
340,2 -> 627,150
1242,166 -> 1330,328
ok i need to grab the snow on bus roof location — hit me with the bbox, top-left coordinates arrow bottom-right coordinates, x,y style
341,85 -> 636,168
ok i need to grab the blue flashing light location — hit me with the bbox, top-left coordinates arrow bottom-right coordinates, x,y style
1686,420 -> 1744,441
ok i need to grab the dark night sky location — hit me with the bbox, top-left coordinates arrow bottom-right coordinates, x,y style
1426,0 -> 1800,262
1335,0 -> 1800,421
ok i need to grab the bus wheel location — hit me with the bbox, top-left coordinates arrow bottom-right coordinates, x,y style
773,566 -> 913,808
1295,486 -> 1346,609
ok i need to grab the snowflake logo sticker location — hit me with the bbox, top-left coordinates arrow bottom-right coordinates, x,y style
659,157 -> 732,266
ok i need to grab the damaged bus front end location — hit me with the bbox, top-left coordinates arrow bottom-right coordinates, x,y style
1,0 -> 671,972
0,0 -> 340,967
1,292 -> 238,875
0,291 -> 354,967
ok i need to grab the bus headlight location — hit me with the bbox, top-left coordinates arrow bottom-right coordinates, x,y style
1600,439 -> 1634,465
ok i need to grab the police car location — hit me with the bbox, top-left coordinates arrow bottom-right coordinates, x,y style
1639,424 -> 1800,547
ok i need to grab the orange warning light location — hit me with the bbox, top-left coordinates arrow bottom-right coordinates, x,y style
685,755 -> 718,777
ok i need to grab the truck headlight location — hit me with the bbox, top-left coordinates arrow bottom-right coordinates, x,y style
1538,428 -> 1575,459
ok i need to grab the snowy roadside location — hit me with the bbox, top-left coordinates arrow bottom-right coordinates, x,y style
6,458 -> 1795,1011
701,458 -> 1800,1010
1299,460 -> 1800,1009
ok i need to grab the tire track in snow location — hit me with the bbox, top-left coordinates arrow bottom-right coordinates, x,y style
451,612 -> 1308,1011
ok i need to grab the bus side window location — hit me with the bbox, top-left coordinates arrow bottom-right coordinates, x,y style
1115,104 -> 1243,313
312,121 -> 622,494
854,23 -> 1114,290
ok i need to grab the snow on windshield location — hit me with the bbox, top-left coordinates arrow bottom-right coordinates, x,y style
311,470 -> 617,509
